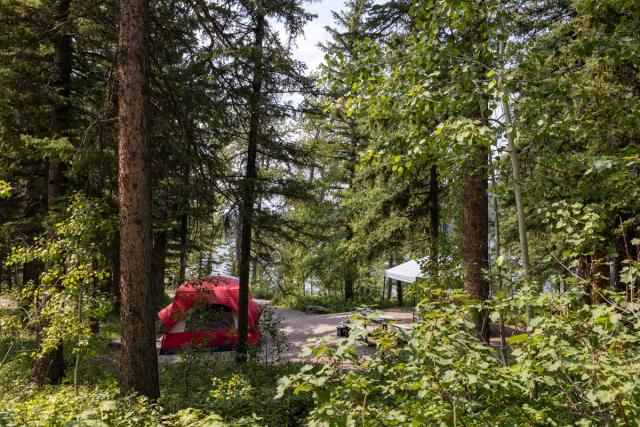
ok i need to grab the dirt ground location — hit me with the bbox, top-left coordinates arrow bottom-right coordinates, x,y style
155,305 -> 415,363
275,306 -> 415,362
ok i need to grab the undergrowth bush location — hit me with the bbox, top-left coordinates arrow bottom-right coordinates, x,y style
0,303 -> 312,426
160,359 -> 312,426
0,356 -> 312,426
278,286 -> 640,426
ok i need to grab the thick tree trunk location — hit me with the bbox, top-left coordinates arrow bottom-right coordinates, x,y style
236,7 -> 265,363
396,280 -> 403,306
116,0 -> 159,399
151,229 -> 167,311
462,144 -> 490,343
31,330 -> 65,385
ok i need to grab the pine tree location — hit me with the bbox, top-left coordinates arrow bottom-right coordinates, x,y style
116,0 -> 159,399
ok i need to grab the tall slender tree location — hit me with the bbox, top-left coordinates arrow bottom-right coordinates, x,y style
30,0 -> 73,386
116,0 -> 159,398
236,3 -> 265,363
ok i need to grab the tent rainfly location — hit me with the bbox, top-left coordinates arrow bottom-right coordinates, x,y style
157,275 -> 264,354
383,259 -> 426,283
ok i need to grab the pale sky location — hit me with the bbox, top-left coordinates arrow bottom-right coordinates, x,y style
292,0 -> 347,72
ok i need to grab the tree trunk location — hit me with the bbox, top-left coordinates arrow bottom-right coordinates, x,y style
234,209 -> 242,276
117,0 -> 159,399
151,229 -> 167,311
385,257 -> 393,300
344,225 -> 355,300
344,272 -> 355,300
47,0 -> 71,212
429,163 -> 440,278
490,153 -> 509,365
31,0 -> 72,386
498,27 -> 532,321
178,208 -> 188,283
236,7 -> 265,363
396,280 -> 403,306
31,329 -> 65,386
462,143 -> 490,343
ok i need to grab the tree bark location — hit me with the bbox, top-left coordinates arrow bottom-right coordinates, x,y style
396,280 -> 403,306
462,144 -> 490,343
116,0 -> 159,399
236,6 -> 265,363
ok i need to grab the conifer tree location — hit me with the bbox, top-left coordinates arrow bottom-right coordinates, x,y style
117,0 -> 159,398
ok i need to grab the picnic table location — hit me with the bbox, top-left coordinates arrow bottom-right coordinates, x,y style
336,311 -> 408,346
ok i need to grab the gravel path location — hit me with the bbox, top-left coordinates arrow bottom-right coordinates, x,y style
275,306 -> 414,362
0,296 -> 14,309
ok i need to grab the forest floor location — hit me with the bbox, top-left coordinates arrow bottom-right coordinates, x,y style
0,296 -> 13,309
155,304 -> 521,363
276,306 -> 414,362
155,305 -> 415,363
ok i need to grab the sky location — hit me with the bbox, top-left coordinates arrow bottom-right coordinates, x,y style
291,0 -> 346,72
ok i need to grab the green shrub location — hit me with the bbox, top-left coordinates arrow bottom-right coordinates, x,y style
278,286 -> 640,425
160,359 -> 312,426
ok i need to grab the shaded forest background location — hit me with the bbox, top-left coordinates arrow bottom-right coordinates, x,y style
0,0 -> 639,425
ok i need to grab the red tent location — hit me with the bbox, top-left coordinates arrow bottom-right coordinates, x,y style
158,275 -> 263,354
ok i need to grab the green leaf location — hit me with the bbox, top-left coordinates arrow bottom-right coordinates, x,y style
507,334 -> 528,345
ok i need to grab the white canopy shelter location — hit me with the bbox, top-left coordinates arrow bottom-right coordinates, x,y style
383,259 -> 426,283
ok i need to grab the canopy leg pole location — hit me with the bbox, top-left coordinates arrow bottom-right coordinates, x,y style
413,282 -> 416,322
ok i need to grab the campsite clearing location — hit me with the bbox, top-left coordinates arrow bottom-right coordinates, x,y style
276,306 -> 414,361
